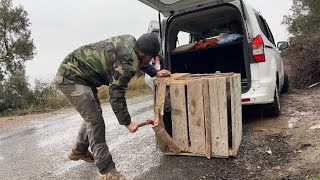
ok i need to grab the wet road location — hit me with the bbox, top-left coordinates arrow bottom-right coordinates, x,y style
1,88 -> 319,179
0,95 -> 162,180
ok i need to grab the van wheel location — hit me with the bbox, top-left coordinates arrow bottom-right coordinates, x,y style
264,87 -> 281,117
281,72 -> 289,93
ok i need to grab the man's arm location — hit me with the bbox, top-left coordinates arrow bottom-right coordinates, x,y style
141,63 -> 171,78
109,63 -> 135,126
109,63 -> 140,133
109,55 -> 170,132
140,63 -> 158,77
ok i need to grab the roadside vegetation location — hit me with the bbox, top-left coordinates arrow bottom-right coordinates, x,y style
98,76 -> 152,104
0,75 -> 152,117
281,0 -> 320,89
282,34 -> 320,88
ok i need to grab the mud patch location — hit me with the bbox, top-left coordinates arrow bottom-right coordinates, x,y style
310,124 -> 320,130
200,129 -> 293,179
135,126 -> 293,180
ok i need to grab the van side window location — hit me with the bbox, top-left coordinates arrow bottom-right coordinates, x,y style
176,31 -> 191,47
263,20 -> 276,45
255,13 -> 275,45
151,30 -> 160,37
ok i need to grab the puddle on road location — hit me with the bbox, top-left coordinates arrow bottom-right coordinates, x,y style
247,115 -> 304,132
283,108 -> 316,129
288,117 -> 300,129
247,118 -> 286,133
286,108 -> 313,116
310,124 -> 320,130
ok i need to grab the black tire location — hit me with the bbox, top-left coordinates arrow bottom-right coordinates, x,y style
281,72 -> 289,94
264,87 -> 281,117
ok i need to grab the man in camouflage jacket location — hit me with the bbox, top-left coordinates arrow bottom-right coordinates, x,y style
54,33 -> 170,180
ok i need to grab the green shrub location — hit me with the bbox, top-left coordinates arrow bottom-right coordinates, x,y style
0,69 -> 31,113
98,77 -> 152,102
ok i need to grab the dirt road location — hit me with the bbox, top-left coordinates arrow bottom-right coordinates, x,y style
0,87 -> 319,179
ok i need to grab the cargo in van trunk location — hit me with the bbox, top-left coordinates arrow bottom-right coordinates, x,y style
170,40 -> 245,77
165,5 -> 250,92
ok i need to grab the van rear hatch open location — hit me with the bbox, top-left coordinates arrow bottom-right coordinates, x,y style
139,0 -> 251,92
138,0 -> 235,16
167,4 -> 251,92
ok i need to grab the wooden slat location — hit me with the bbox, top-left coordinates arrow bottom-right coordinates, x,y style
162,152 -> 207,157
175,73 -> 235,80
187,79 -> 206,154
157,73 -> 190,85
202,79 -> 212,159
154,81 -> 166,125
162,152 -> 228,159
154,75 -> 188,154
209,78 -> 229,157
170,82 -> 189,152
154,81 -> 167,152
230,75 -> 242,156
152,125 -> 181,154
170,73 -> 190,79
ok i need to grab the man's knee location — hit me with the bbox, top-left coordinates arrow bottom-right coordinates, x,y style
75,93 -> 103,125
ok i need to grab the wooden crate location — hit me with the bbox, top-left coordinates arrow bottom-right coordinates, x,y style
152,73 -> 242,159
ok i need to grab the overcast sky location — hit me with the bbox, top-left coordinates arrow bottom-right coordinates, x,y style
12,0 -> 292,82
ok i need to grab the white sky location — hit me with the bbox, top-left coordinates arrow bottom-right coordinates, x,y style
12,0 -> 292,81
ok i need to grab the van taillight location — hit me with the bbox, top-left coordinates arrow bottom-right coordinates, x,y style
252,35 -> 265,62
242,98 -> 251,102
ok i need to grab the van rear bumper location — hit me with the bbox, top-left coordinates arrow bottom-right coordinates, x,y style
241,83 -> 274,105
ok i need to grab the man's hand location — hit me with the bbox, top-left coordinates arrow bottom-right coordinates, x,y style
126,122 -> 139,133
156,70 -> 171,77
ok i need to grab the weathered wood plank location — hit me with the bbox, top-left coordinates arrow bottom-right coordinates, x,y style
170,82 -> 189,152
154,75 -> 188,154
162,152 -> 228,159
209,78 -> 229,157
175,73 -> 235,80
157,73 -> 190,85
152,125 -> 181,154
187,79 -> 206,154
202,79 -> 212,159
154,81 -> 167,152
230,75 -> 242,156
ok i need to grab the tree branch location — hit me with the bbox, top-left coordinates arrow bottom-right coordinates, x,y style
2,29 -> 13,59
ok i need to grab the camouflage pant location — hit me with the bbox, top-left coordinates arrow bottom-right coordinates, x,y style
54,75 -> 115,174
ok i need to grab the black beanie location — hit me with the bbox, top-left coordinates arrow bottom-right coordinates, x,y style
135,33 -> 160,58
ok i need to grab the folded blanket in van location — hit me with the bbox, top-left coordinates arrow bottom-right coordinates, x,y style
217,34 -> 243,44
195,38 -> 219,49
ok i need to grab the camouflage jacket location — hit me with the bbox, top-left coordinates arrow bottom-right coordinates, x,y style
57,35 -> 157,125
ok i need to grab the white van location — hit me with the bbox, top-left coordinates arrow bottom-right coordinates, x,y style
145,20 -> 161,89
140,0 -> 289,116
